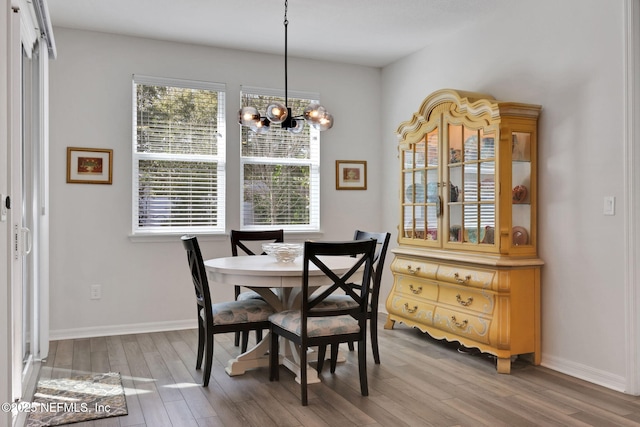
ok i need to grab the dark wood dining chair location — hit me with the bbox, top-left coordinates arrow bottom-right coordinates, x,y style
316,230 -> 391,366
230,229 -> 284,351
268,239 -> 376,406
181,235 -> 275,386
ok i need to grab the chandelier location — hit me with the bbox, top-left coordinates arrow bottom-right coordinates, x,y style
238,0 -> 334,134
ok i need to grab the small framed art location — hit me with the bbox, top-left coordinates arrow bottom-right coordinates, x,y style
336,160 -> 367,190
66,147 -> 113,184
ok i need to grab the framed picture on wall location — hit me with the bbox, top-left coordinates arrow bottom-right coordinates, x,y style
66,147 -> 113,184
336,160 -> 367,190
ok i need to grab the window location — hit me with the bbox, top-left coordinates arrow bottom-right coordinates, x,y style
133,75 -> 226,235
240,86 -> 320,231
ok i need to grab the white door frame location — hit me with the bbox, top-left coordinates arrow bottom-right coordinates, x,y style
626,0 -> 640,396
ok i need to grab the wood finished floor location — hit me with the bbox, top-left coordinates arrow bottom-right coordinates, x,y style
26,316 -> 640,427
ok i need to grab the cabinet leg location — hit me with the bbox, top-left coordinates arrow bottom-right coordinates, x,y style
384,318 -> 395,330
496,357 -> 511,374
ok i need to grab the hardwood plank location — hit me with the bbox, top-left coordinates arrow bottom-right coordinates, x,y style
51,339 -> 73,378
164,400 -> 200,427
163,359 -> 217,419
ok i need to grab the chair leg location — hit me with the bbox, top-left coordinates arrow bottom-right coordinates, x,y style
269,330 -> 279,381
301,343 -> 308,406
234,286 -> 241,347
196,317 -> 205,370
347,341 -> 354,351
203,333 -> 214,387
241,331 -> 249,353
256,329 -> 263,343
316,345 -> 326,374
357,339 -> 368,396
370,313 -> 380,364
330,344 -> 339,373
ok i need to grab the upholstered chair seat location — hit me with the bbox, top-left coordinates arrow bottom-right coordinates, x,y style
268,310 -> 360,337
204,299 -> 275,325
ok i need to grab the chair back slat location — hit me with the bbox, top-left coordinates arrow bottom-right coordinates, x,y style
230,229 -> 284,256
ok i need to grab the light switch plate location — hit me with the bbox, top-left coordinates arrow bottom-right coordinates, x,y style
604,196 -> 615,216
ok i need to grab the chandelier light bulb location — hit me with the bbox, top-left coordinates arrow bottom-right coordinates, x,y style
288,118 -> 305,134
266,102 -> 288,124
238,106 -> 260,126
251,117 -> 271,134
303,103 -> 328,125
314,113 -> 334,131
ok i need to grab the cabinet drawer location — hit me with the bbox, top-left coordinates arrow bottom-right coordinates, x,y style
391,257 -> 439,280
433,306 -> 492,345
436,264 -> 496,290
386,294 -> 435,325
438,285 -> 495,315
395,276 -> 438,301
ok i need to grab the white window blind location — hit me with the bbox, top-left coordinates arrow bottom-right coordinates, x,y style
240,86 -> 320,231
132,75 -> 226,234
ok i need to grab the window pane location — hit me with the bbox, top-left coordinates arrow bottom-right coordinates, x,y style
138,160 -> 220,227
243,164 -> 310,225
136,85 -> 220,155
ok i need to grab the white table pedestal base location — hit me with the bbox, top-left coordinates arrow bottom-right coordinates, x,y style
224,332 -> 345,384
224,333 -> 270,376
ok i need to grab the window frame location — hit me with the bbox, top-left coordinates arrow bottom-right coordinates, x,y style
131,74 -> 226,236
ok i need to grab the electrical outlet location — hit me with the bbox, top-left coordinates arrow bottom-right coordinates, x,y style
90,284 -> 102,300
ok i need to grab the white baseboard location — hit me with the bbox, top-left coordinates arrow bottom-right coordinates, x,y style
541,352 -> 627,393
49,319 -> 198,341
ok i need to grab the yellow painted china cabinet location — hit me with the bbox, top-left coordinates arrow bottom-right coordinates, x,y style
385,89 -> 543,373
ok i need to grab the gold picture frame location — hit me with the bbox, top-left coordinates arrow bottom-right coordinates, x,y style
66,147 -> 113,184
336,160 -> 367,190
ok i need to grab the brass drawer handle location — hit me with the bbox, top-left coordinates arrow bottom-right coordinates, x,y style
454,272 -> 471,284
409,284 -> 423,294
407,265 -> 421,275
404,303 -> 418,314
451,315 -> 468,329
456,294 -> 473,307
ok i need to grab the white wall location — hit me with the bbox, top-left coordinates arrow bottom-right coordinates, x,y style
48,28 -> 382,338
381,0 -> 629,390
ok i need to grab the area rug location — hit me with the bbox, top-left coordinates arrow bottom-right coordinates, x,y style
26,372 -> 128,426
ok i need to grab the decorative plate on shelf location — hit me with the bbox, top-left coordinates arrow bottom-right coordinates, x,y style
404,183 -> 425,203
512,226 -> 529,246
512,185 -> 528,203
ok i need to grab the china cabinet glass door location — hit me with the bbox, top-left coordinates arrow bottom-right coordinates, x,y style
445,124 -> 496,248
402,129 -> 439,243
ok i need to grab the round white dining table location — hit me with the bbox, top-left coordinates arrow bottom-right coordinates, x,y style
204,254 -> 360,383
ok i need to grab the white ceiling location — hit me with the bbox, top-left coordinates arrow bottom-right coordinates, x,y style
46,0 -> 511,68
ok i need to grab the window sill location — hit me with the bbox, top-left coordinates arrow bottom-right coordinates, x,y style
128,230 -> 325,243
128,232 -> 228,243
